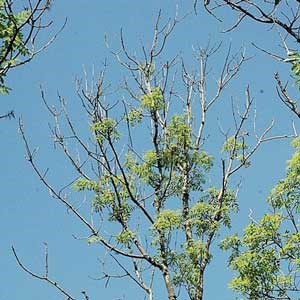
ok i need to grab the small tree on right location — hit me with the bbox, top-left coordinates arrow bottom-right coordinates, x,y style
221,136 -> 300,299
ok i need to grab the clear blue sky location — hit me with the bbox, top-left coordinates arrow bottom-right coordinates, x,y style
1,1 -> 297,300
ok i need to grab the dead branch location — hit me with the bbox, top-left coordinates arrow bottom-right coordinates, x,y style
0,110 -> 15,120
12,245 -> 75,300
275,72 -> 300,118
196,0 -> 300,43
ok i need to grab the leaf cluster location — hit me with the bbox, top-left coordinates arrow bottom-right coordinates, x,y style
141,87 -> 164,111
91,118 -> 120,143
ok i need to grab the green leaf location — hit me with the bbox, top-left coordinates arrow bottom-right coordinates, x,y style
91,118 -> 120,142
116,229 -> 135,244
87,235 -> 101,245
73,178 -> 99,191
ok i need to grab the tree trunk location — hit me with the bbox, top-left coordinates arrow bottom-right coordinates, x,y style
194,268 -> 204,300
162,268 -> 177,300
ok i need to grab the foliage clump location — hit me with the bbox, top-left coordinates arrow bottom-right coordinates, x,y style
141,87 -> 164,111
91,118 -> 120,142
116,229 -> 135,245
126,108 -> 143,126
153,209 -> 181,233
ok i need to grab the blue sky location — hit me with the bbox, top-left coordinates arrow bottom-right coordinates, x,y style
1,1 -> 298,300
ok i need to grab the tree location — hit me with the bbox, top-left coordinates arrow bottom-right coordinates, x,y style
13,8 -> 299,300
0,0 -> 64,119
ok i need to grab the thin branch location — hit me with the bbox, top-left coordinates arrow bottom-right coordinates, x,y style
12,246 -> 75,300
